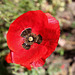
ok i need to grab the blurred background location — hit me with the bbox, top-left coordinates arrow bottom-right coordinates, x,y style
0,0 -> 75,75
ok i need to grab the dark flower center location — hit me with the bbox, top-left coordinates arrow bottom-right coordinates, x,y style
21,28 -> 42,50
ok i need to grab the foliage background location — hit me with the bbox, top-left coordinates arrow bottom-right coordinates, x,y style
0,0 -> 75,75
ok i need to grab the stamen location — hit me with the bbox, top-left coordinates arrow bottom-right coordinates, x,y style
21,28 -> 31,37
35,34 -> 42,44
22,43 -> 30,50
21,29 -> 42,50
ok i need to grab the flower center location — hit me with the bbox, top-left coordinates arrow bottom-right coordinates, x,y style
21,28 -> 42,50
28,36 -> 33,42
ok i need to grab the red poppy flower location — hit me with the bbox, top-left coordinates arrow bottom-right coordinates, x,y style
5,10 -> 60,70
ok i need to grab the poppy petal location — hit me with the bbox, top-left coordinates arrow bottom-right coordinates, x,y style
10,43 -> 47,67
31,58 -> 45,68
42,13 -> 60,59
5,53 -> 11,63
21,63 -> 31,70
7,10 -> 48,52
